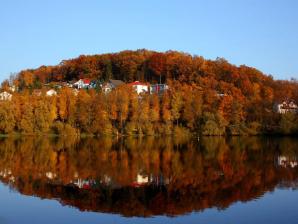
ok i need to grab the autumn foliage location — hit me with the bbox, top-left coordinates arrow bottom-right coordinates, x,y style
1,50 -> 298,136
0,137 -> 297,216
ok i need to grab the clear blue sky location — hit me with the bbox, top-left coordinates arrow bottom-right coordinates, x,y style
0,0 -> 297,81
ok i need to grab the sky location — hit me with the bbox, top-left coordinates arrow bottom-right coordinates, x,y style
0,0 -> 297,82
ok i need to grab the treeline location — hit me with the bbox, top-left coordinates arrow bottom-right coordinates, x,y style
1,50 -> 298,136
0,83 -> 297,136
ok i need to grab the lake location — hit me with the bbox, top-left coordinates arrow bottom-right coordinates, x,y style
0,136 -> 298,224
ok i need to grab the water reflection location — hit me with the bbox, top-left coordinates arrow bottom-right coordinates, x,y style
0,137 -> 298,217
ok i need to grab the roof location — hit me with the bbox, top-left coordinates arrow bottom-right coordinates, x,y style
277,99 -> 296,103
128,81 -> 149,86
0,91 -> 12,95
277,100 -> 297,106
109,79 -> 125,87
47,89 -> 57,93
82,79 -> 91,84
32,89 -> 42,96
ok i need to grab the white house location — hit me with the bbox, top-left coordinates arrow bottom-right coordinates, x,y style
46,89 -> 57,96
9,85 -> 16,92
275,100 -> 298,114
0,91 -> 12,101
73,79 -> 91,89
129,81 -> 149,94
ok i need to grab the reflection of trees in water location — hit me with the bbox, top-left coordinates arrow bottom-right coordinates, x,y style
0,137 -> 298,217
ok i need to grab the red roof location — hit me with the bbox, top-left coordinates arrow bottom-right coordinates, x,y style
130,182 -> 147,188
128,81 -> 148,86
82,79 -> 91,84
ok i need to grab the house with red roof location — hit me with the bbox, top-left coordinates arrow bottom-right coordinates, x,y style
128,81 -> 149,94
73,78 -> 91,89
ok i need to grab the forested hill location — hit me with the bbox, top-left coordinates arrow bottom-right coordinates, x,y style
1,49 -> 298,136
8,49 -> 298,102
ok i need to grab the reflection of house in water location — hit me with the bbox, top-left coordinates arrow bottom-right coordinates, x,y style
131,173 -> 170,188
72,179 -> 96,189
0,169 -> 12,177
100,175 -> 112,185
72,175 -> 115,190
131,174 -> 149,187
0,169 -> 15,183
46,172 -> 57,180
277,156 -> 298,168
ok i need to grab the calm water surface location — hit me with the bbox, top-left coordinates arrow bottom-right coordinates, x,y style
0,137 -> 298,224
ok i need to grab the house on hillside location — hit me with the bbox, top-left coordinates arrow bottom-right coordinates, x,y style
73,79 -> 91,89
90,80 -> 99,89
150,84 -> 169,95
9,85 -> 16,92
66,82 -> 74,88
32,89 -> 42,96
0,91 -> 12,101
275,100 -> 298,114
102,79 -> 125,93
128,81 -> 149,94
46,89 -> 57,96
216,93 -> 226,97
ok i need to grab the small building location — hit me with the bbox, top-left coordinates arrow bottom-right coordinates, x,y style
275,100 -> 298,114
216,93 -> 226,97
45,172 -> 57,180
131,173 -> 149,188
0,91 -> 12,101
66,82 -> 74,88
32,89 -> 42,96
72,179 -> 96,189
102,79 -> 125,93
277,155 -> 298,168
150,84 -> 169,95
137,174 -> 149,184
73,79 -> 91,89
129,81 -> 149,94
9,85 -> 16,92
46,89 -> 57,96
89,80 -> 98,89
